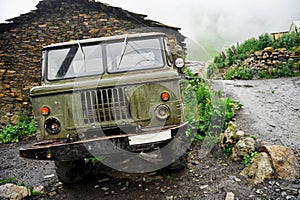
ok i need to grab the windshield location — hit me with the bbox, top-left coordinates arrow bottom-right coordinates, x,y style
47,43 -> 103,80
106,38 -> 164,73
45,37 -> 165,80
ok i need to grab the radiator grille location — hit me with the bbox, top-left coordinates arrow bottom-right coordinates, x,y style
80,87 -> 131,124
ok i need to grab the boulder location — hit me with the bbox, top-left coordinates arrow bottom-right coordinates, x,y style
0,183 -> 31,200
240,152 -> 274,187
231,137 -> 256,161
261,145 -> 299,181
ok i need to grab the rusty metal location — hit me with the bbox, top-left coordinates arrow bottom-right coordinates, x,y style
20,122 -> 189,161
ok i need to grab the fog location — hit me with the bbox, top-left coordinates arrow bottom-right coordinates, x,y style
101,0 -> 300,60
1,0 -> 299,60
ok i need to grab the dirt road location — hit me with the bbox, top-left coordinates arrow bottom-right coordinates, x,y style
1,77 -> 299,199
212,76 -> 300,150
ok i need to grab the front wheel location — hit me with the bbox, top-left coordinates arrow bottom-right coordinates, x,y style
54,159 -> 85,184
166,152 -> 188,170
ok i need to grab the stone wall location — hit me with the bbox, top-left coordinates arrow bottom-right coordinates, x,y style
0,0 -> 185,126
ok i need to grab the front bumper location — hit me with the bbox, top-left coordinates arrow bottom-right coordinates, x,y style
19,122 -> 188,161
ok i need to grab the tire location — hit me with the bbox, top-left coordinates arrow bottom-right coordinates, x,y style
166,152 -> 188,170
54,159 -> 85,184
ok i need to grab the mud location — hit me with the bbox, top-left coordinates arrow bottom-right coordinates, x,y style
1,77 -> 300,199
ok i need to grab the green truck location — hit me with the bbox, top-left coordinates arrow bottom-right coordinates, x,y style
20,32 -> 189,183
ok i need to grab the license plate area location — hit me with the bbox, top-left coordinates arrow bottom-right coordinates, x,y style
128,130 -> 172,145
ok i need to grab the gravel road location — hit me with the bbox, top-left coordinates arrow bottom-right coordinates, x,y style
212,76 -> 300,150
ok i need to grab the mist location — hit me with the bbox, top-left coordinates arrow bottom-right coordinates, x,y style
1,0 -> 299,60
100,0 -> 299,60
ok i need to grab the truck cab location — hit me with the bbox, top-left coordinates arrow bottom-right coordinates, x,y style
20,32 -> 189,183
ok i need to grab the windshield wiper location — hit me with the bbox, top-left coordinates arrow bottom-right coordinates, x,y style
117,35 -> 128,69
56,46 -> 78,78
76,40 -> 86,72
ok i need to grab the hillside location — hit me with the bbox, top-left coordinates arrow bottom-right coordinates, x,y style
207,32 -> 300,80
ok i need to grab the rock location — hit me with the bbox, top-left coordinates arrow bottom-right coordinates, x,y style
33,185 -> 46,193
0,183 -> 31,200
189,160 -> 200,165
235,130 -> 245,138
225,192 -> 235,200
264,47 -> 275,52
10,113 -> 19,125
218,122 -> 238,149
240,152 -> 274,187
166,195 -> 174,200
199,185 -> 208,190
231,137 -> 256,161
98,178 -> 110,183
101,187 -> 109,191
261,145 -> 299,181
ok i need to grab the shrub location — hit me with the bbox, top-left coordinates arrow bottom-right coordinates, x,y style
183,68 -> 241,141
276,31 -> 300,50
0,111 -> 36,144
239,67 -> 254,80
257,33 -> 274,50
224,68 -> 238,80
237,38 -> 258,54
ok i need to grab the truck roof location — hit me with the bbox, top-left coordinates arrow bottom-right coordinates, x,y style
43,32 -> 167,50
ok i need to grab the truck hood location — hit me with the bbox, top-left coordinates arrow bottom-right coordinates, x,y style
31,69 -> 181,97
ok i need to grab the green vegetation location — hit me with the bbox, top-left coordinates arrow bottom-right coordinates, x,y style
207,31 -> 300,79
243,151 -> 258,167
0,111 -> 36,144
183,68 -> 241,142
223,143 -> 235,157
0,177 -> 47,197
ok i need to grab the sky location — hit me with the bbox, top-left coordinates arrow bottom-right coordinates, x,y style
0,0 -> 299,60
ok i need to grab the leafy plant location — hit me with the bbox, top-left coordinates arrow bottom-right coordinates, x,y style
0,111 -> 36,144
243,152 -> 258,167
90,156 -> 105,165
166,175 -> 174,182
223,143 -> 235,157
257,33 -> 274,50
183,68 -> 241,142
0,177 -> 19,185
275,31 -> 300,50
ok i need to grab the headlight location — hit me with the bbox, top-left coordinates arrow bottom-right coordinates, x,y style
45,118 -> 61,135
175,58 -> 184,68
155,105 -> 170,120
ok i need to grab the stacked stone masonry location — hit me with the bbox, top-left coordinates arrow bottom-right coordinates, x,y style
0,0 -> 185,126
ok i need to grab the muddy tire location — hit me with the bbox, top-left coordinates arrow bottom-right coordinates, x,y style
54,159 -> 85,184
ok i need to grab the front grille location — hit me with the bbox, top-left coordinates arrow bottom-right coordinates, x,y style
80,87 -> 131,124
